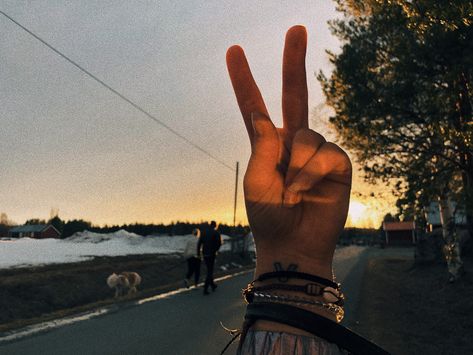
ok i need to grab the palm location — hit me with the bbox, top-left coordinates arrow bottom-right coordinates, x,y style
245,128 -> 351,263
227,26 -> 351,277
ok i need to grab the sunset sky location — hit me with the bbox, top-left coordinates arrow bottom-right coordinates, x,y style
1,1 -> 395,228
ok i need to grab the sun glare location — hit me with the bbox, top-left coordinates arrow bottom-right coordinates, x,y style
348,201 -> 367,224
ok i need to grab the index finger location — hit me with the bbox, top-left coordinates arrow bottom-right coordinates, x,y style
226,45 -> 270,144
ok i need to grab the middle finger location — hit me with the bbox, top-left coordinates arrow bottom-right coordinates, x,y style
282,26 -> 309,136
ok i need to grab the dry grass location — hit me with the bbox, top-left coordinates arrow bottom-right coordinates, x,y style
352,255 -> 473,355
0,252 -> 254,333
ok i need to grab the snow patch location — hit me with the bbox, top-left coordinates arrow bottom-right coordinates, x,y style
0,229 -> 358,270
0,230 -> 231,269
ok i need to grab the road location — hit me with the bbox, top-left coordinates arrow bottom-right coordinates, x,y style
0,246 -> 368,355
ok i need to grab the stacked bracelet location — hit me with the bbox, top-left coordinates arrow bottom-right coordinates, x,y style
252,291 -> 345,322
242,269 -> 345,323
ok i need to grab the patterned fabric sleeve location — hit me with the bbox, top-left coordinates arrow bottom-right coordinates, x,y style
237,330 -> 350,355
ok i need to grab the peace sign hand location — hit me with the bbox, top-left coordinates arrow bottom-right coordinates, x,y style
226,26 -> 352,280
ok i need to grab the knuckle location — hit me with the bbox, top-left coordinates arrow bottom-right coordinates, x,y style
321,143 -> 352,173
294,128 -> 326,147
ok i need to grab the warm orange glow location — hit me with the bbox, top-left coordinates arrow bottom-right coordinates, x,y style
348,201 -> 367,224
346,199 -> 385,229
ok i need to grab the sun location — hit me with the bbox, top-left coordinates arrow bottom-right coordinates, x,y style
348,201 -> 367,224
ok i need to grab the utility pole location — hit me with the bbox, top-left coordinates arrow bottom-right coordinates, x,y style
233,161 -> 239,229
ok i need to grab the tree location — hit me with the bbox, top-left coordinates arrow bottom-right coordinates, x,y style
0,213 -> 12,238
398,0 -> 473,234
25,218 -> 46,225
319,0 -> 472,279
62,219 -> 92,238
1,213 -> 7,225
382,213 -> 399,223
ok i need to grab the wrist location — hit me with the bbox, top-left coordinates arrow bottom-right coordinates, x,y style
248,252 -> 341,335
254,252 -> 334,282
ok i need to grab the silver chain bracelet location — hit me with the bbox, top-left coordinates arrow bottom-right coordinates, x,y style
253,291 -> 345,322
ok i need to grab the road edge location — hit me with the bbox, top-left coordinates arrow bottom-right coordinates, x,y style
0,268 -> 254,345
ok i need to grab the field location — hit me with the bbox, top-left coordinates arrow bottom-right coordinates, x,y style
0,251 -> 254,333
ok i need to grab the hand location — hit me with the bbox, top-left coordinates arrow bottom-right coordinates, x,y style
226,26 -> 352,280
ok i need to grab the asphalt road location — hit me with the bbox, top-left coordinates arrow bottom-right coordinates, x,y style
0,246 -> 368,355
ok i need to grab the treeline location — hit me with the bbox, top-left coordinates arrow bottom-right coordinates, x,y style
23,217 -> 249,239
2,214 -> 383,243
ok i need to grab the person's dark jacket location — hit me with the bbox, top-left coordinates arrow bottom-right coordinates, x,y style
197,227 -> 222,257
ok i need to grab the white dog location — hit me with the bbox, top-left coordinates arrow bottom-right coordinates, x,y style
107,272 -> 142,298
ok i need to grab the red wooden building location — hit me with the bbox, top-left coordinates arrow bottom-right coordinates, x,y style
8,224 -> 61,239
382,221 -> 416,246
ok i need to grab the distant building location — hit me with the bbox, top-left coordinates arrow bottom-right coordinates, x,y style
382,221 -> 416,246
425,202 -> 467,232
8,224 -> 61,239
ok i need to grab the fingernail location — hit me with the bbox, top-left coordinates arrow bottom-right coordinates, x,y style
283,189 -> 301,207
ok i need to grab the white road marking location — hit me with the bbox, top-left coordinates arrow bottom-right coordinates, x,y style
0,246 -> 368,344
0,269 -> 253,344
137,269 -> 252,304
0,308 -> 110,344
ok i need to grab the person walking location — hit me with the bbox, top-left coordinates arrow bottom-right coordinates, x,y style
183,228 -> 201,288
197,221 -> 222,295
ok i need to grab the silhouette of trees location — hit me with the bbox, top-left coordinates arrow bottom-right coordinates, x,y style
0,213 -> 12,238
25,218 -> 47,225
55,219 -> 247,239
62,219 -> 92,238
320,0 -> 472,279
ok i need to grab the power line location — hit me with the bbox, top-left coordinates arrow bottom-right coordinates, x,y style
0,10 -> 235,172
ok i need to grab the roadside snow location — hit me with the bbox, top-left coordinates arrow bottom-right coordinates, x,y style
0,229 -> 361,270
0,230 -> 233,269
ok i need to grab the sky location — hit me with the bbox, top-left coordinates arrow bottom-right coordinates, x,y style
0,1 -> 395,227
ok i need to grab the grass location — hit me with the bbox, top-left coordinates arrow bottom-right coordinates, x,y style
0,252 -> 255,333
352,254 -> 473,355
